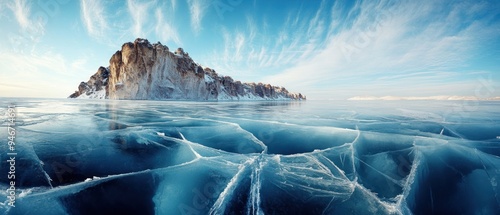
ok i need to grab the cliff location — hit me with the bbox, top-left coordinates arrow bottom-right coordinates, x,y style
69,38 -> 306,100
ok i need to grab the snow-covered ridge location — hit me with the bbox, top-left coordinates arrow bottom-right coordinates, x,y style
69,38 -> 305,101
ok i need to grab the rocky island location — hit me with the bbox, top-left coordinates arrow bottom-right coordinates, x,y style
69,38 -> 305,100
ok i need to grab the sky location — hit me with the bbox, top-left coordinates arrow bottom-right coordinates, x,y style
0,0 -> 499,100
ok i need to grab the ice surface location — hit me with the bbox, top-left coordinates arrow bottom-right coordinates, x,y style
0,99 -> 499,214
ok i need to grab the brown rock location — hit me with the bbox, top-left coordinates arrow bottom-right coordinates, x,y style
69,38 -> 305,100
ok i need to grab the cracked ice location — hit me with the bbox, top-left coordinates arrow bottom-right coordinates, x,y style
1,99 -> 499,215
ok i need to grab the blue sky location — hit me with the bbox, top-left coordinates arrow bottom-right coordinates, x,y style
1,0 -> 499,100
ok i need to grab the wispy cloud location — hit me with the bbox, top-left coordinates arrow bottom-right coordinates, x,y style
10,0 -> 30,29
170,0 -> 177,10
80,0 -> 108,39
261,0 -> 500,99
187,0 -> 208,34
205,1 -> 333,83
154,8 -> 181,45
0,51 -> 79,77
0,1 -> 5,13
7,0 -> 44,34
0,51 -> 94,98
127,0 -> 154,37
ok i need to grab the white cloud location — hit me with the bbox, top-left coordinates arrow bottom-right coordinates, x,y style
154,8 -> 181,45
0,51 -> 85,77
0,51 -> 93,98
204,2 -> 333,84
187,0 -> 208,34
127,0 -> 154,37
10,0 -> 29,29
261,0 -> 500,99
80,0 -> 108,38
233,33 -> 245,61
79,0 -> 183,46
245,15 -> 257,45
170,0 -> 177,10
7,0 -> 44,35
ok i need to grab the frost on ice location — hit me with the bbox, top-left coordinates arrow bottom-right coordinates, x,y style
0,99 -> 499,215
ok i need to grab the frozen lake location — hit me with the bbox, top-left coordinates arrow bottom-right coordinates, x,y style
1,98 -> 499,214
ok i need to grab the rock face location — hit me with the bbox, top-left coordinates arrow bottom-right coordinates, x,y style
69,38 -> 306,100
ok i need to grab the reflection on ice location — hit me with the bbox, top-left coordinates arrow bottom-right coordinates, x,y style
0,99 -> 499,214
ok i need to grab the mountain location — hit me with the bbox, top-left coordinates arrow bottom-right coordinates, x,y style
69,38 -> 305,100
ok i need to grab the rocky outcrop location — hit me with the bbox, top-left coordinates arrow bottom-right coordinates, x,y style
69,66 -> 109,99
69,38 -> 305,100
